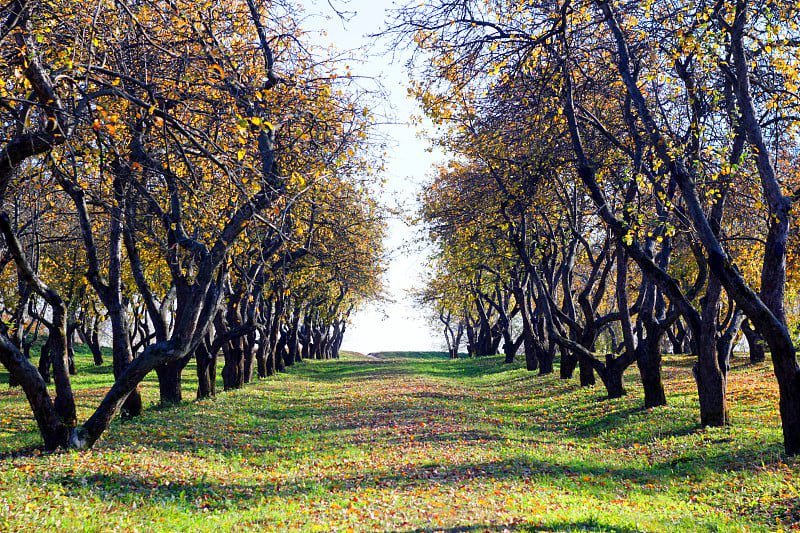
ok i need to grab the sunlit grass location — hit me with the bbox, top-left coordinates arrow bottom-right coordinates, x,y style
0,348 -> 796,532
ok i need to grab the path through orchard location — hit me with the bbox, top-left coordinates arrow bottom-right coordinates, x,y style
0,351 -> 794,532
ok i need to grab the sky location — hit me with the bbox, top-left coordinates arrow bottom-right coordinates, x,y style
301,0 -> 446,354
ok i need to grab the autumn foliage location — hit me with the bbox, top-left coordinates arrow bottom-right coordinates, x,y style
401,0 -> 800,456
0,0 -> 386,449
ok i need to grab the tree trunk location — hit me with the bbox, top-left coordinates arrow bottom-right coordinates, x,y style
267,297 -> 284,375
265,345 -> 276,377
38,337 -> 51,383
537,342 -> 554,375
79,338 -> 186,448
695,276 -> 729,427
560,348 -> 577,379
513,282 -> 538,372
47,305 -> 77,428
242,330 -> 256,383
77,318 -> 104,365
695,358 -> 729,426
578,357 -> 595,387
155,359 -> 185,404
0,335 -> 70,449
275,328 -> 287,372
502,341 -> 515,364
669,319 -> 690,355
637,337 -> 667,408
523,336 -> 539,372
598,355 -> 626,399
91,321 -> 103,365
196,340 -> 216,399
255,328 -> 268,378
301,314 -> 312,361
742,320 -> 766,364
717,309 -> 745,374
222,341 -> 245,390
66,333 -> 76,375
286,311 -> 301,366
500,318 -> 519,364
465,318 -> 476,357
330,318 -> 347,360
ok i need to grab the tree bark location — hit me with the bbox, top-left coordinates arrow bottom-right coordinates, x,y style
637,334 -> 667,408
196,338 -> 216,399
155,358 -> 186,404
742,320 -> 766,364
695,275 -> 729,426
598,355 -> 627,399
38,337 -> 51,383
0,334 -> 69,449
595,0 -> 800,453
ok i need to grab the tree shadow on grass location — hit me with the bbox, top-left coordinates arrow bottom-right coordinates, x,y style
524,521 -> 650,533
44,455 -> 659,507
384,522 -> 649,533
567,405 -> 694,440
47,471 -> 275,511
409,390 -> 476,402
37,450 -> 777,533
0,442 -> 40,459
129,372 -> 787,479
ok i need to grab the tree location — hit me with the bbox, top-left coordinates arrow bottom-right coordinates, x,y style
0,0 -> 385,449
395,0 -> 800,454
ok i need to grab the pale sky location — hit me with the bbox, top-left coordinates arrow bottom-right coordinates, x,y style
302,0 -> 445,353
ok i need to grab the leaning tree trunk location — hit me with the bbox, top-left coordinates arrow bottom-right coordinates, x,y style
0,335 -> 70,449
110,311 -> 142,417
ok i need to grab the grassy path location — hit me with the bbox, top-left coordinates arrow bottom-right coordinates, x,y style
0,351 -> 798,532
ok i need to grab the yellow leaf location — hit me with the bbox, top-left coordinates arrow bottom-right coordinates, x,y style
209,64 -> 225,79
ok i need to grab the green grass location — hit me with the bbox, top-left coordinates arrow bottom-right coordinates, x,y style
371,351 -> 452,360
0,347 -> 797,532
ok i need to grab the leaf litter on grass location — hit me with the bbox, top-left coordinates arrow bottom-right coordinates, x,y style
0,350 -> 797,532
